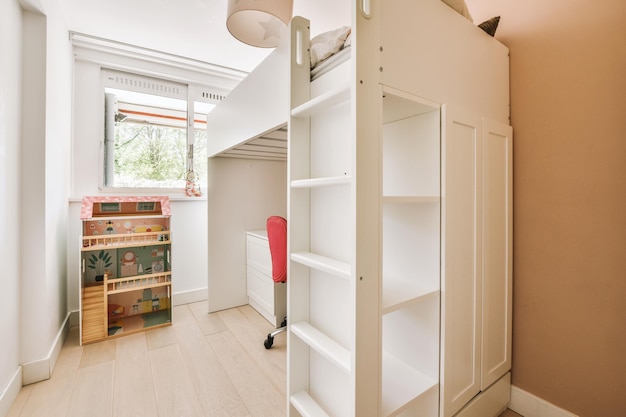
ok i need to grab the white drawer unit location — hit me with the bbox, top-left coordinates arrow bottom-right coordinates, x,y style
246,230 -> 286,327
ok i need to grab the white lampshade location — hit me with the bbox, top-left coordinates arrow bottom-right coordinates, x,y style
226,0 -> 293,48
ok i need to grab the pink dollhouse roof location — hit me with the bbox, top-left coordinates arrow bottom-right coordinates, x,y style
80,196 -> 171,219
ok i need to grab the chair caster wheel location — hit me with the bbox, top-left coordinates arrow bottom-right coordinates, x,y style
264,334 -> 274,349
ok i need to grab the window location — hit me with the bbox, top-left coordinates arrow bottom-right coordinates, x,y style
100,202 -> 121,213
102,69 -> 222,194
136,202 -> 156,211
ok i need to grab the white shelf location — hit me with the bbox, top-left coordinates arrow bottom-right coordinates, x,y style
291,321 -> 351,374
291,175 -> 351,189
382,196 -> 440,204
290,252 -> 351,280
382,286 -> 439,315
291,85 -> 351,118
290,390 -> 330,417
381,351 -> 438,417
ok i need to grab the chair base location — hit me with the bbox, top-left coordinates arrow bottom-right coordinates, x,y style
264,317 -> 287,349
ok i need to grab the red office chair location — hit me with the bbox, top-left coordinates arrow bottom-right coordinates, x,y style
264,216 -> 287,349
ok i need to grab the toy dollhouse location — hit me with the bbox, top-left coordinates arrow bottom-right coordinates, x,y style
79,196 -> 172,344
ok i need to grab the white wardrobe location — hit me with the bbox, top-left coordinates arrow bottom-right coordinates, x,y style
285,1 -> 512,417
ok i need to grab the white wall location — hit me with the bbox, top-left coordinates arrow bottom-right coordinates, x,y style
20,6 -> 50,377
44,0 -> 72,339
207,158 -> 287,312
20,0 -> 73,385
0,0 -> 24,415
1,0 -> 73,411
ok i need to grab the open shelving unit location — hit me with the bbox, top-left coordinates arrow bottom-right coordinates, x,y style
380,90 -> 442,416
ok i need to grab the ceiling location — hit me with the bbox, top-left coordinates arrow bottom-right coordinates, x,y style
59,0 -> 351,73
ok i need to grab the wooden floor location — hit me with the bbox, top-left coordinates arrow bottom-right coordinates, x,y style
8,302 -> 287,417
7,301 -> 520,417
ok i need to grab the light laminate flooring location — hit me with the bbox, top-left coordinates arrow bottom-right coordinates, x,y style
7,301 -> 520,417
8,302 -> 287,417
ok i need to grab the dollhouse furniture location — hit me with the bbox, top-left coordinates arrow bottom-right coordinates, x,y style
79,196 -> 172,345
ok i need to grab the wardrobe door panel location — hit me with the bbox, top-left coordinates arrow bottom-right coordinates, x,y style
440,105 -> 482,417
481,119 -> 513,390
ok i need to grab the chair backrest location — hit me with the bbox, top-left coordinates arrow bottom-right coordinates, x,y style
266,216 -> 287,283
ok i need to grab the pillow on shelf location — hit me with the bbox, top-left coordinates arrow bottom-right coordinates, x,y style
441,0 -> 473,21
310,26 -> 351,68
478,16 -> 501,37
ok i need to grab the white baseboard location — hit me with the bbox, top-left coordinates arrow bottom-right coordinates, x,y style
455,373 -> 511,417
69,310 -> 80,327
22,311 -> 72,385
510,385 -> 579,417
0,367 -> 22,417
172,287 -> 208,306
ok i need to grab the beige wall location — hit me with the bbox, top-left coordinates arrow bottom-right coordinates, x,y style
468,1 -> 626,416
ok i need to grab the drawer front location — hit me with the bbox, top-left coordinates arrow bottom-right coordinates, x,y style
247,235 -> 272,277
247,266 -> 274,314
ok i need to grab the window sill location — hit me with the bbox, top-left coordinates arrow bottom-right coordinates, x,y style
69,194 -> 207,203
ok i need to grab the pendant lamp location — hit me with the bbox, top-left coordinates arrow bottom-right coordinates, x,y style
226,0 -> 293,48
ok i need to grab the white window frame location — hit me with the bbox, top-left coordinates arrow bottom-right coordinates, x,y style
70,32 -> 247,197
103,69 -> 195,191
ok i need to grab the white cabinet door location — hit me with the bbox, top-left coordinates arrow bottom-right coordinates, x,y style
481,119 -> 513,390
440,105 -> 483,417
